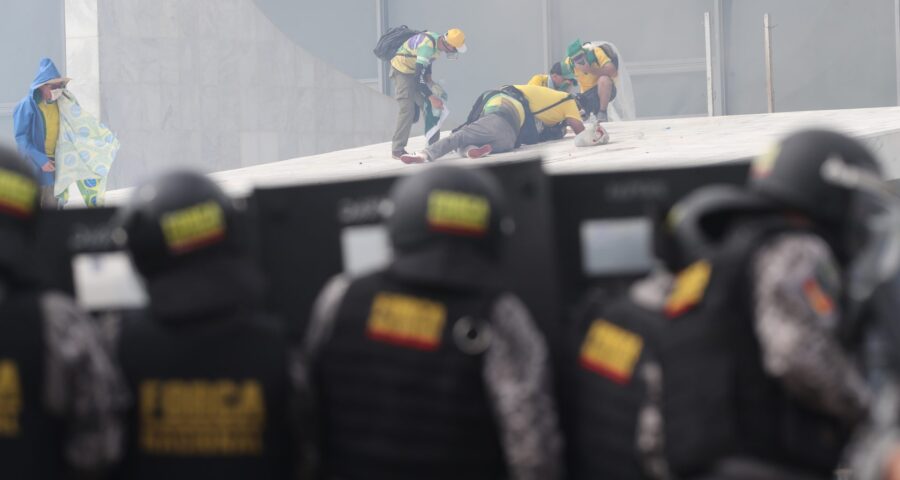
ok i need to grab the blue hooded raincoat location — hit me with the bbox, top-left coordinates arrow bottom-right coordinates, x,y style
13,58 -> 65,186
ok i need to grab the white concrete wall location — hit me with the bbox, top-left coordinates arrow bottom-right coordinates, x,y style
253,0 -> 379,82
317,0 -> 897,121
0,0 -> 67,147
66,0 -> 397,189
724,0 -> 897,114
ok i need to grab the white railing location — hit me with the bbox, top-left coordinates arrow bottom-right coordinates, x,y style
0,103 -> 15,118
627,58 -> 707,76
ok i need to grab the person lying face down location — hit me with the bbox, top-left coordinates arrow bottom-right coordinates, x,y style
401,84 -> 593,164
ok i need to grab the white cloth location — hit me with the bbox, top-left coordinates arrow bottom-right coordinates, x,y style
54,91 -> 119,198
574,121 -> 610,147
589,40 -> 637,121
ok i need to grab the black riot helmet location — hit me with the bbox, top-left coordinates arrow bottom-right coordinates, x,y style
0,146 -> 41,280
115,170 -> 262,317
749,129 -> 882,229
116,170 -> 245,278
750,129 -> 900,303
657,184 -> 775,272
386,165 -> 514,288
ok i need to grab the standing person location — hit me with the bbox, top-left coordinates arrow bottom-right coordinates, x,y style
527,62 -> 577,93
14,58 -> 119,209
660,129 -> 889,479
390,29 -> 468,159
0,145 -> 127,480
111,171 -> 307,479
400,84 -> 587,164
564,40 -> 636,122
305,165 -> 562,480
13,58 -> 70,208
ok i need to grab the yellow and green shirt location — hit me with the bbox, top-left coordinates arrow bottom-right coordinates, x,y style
528,74 -> 550,88
390,31 -> 440,74
482,93 -> 527,129
517,85 -> 582,126
527,74 -> 572,93
37,100 -> 59,158
482,85 -> 581,129
565,46 -> 617,93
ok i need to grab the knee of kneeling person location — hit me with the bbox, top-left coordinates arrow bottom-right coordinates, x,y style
597,76 -> 613,89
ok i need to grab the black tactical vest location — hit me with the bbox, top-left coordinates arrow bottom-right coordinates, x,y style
0,290 -> 64,480
117,310 -> 293,480
661,219 -> 851,477
563,288 -> 665,480
317,270 -> 506,480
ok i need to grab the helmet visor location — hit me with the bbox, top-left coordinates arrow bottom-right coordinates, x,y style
822,156 -> 900,300
846,192 -> 900,302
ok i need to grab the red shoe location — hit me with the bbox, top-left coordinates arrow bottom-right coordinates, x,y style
392,149 -> 408,160
466,144 -> 493,159
400,153 -> 428,164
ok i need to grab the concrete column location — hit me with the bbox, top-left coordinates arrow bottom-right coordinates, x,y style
376,0 -> 388,95
711,0 -> 727,115
64,0 -> 101,118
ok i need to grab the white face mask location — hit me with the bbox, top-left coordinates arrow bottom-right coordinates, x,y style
49,88 -> 63,102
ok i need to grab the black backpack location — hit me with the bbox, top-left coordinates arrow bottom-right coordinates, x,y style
373,26 -> 435,61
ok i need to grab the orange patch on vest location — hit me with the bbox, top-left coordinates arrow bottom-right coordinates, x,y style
664,260 -> 712,318
802,278 -> 835,316
579,320 -> 644,384
367,293 -> 446,351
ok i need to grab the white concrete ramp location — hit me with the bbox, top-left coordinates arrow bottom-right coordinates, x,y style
66,0 -> 398,190
107,107 -> 900,202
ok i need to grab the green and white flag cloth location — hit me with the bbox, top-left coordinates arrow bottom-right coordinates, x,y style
54,91 -> 119,206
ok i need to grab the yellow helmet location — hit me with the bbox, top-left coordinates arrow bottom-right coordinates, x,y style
445,28 -> 467,53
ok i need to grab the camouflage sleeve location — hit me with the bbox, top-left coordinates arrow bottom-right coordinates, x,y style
41,292 -> 128,473
483,294 -> 563,480
844,382 -> 900,480
752,233 -> 870,423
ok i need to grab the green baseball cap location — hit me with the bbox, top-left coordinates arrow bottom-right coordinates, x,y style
567,39 -> 585,59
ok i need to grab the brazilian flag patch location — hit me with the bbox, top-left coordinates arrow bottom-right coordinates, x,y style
579,320 -> 644,384
0,171 -> 37,218
159,201 -> 226,254
367,292 -> 446,351
426,190 -> 490,236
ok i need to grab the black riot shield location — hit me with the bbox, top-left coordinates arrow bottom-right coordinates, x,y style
34,207 -> 148,313
552,162 -> 750,313
35,208 -> 119,295
250,157 -> 560,338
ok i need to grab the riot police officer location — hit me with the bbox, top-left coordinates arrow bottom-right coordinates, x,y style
0,146 -> 127,479
660,129 -> 888,479
305,165 -> 562,480
562,186 -> 771,480
111,171 -> 306,479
